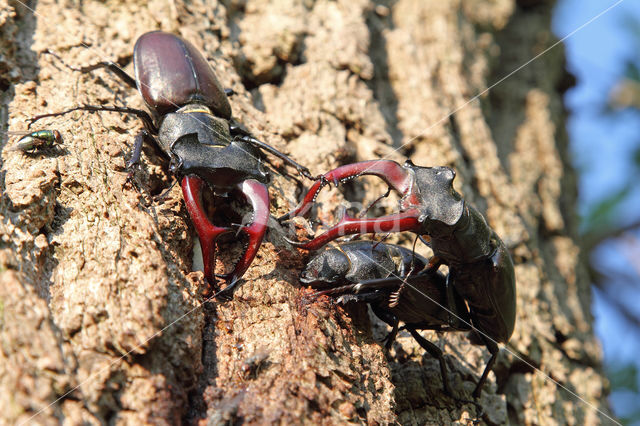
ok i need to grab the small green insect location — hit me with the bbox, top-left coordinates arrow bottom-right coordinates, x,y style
11,130 -> 63,153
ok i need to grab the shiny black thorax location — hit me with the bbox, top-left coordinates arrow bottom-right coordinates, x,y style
404,162 -> 493,264
405,162 -> 516,343
157,105 -> 268,192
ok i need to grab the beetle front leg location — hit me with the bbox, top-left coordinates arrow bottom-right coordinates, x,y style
236,134 -> 316,181
228,122 -> 314,180
125,130 -> 179,194
124,130 -> 155,187
214,179 -> 269,300
181,176 -> 233,296
406,326 -> 453,397
126,130 -> 154,169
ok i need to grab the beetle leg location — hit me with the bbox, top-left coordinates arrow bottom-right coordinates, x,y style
473,338 -> 499,398
312,289 -> 386,307
181,176 -> 233,296
41,49 -> 138,88
124,130 -> 158,188
127,130 -> 155,169
236,134 -> 316,181
228,122 -> 314,180
312,276 -> 413,298
388,242 -> 421,308
312,283 -> 360,297
214,179 -> 270,300
371,304 -> 400,350
260,155 -> 306,186
280,160 -> 418,221
406,326 -> 453,397
388,284 -> 405,308
286,208 -> 422,251
28,104 -> 157,135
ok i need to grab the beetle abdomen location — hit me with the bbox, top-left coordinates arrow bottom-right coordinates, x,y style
134,31 -> 231,119
449,235 -> 516,343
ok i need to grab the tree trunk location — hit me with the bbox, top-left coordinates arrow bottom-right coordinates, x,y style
0,0 -> 614,424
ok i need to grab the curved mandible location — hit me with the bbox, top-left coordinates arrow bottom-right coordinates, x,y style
280,160 -> 416,220
286,209 -> 423,251
213,179 -> 270,300
281,160 -> 424,250
181,176 -> 233,296
182,177 -> 270,299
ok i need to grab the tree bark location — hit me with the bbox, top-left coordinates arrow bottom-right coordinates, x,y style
0,0 -> 613,424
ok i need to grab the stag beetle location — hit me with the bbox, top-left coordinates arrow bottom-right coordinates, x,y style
10,129 -> 63,153
283,159 -> 516,397
29,31 -> 315,298
301,240 -> 428,288
302,240 -> 514,398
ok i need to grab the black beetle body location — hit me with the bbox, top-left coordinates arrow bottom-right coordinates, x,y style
302,241 -> 472,397
300,240 -> 428,288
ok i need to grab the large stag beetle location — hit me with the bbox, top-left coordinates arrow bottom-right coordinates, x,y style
29,31 -> 314,298
284,159 -> 516,397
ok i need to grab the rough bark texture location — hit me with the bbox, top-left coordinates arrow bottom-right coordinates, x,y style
0,0 -> 613,424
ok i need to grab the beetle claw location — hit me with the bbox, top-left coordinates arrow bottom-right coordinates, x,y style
182,176 -> 234,295
182,177 -> 269,297
224,180 -> 269,289
212,277 -> 239,301
280,160 -> 424,249
284,235 -> 312,247
283,160 -> 416,221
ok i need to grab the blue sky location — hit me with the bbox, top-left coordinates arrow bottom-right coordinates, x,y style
554,0 -> 640,419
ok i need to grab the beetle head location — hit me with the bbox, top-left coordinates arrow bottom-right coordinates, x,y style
402,161 -> 464,231
171,133 -> 268,191
300,248 -> 350,286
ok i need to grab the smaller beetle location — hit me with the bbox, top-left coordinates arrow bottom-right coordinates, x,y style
302,241 -> 497,397
28,31 -> 315,298
285,159 -> 516,397
300,240 -> 428,289
10,129 -> 62,153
